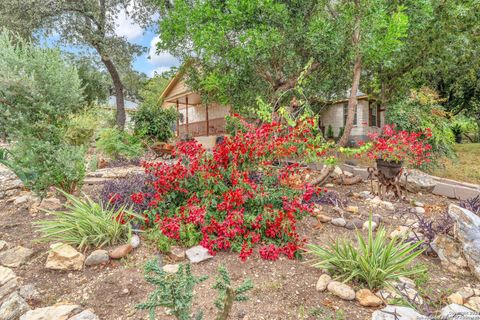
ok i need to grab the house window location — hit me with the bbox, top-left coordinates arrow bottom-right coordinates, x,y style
343,103 -> 357,126
369,104 -> 378,127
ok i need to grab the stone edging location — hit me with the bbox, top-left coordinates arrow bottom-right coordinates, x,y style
339,163 -> 480,201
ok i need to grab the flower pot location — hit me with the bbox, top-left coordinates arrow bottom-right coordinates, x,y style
376,159 -> 403,179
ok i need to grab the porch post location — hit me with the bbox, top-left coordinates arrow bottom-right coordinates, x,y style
185,95 -> 189,137
206,104 -> 209,136
176,99 -> 179,137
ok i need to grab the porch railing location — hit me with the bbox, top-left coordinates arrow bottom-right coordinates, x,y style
178,117 -> 227,137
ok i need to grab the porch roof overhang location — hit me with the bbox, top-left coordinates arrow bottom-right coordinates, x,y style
164,92 -> 202,109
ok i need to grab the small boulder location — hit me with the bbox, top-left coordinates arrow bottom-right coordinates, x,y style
315,274 -> 331,292
19,284 -> 41,302
363,221 -> 378,232
356,289 -> 383,307
14,194 -> 30,206
331,218 -> 346,227
20,304 -> 81,320
39,196 -> 62,211
345,219 -> 364,230
399,169 -> 436,193
465,296 -> 480,312
381,201 -> 395,211
109,244 -> 133,259
130,234 -> 141,249
186,246 -> 213,263
168,247 -> 186,262
45,243 -> 84,271
346,206 -> 359,214
68,309 -> 100,320
85,250 -> 109,266
326,281 -> 355,301
431,234 -> 469,274
163,264 -> 179,274
447,292 -> 464,305
317,214 -> 332,223
0,246 -> 34,268
440,303 -> 478,319
414,207 -> 425,214
0,292 -> 30,320
371,305 -> 423,320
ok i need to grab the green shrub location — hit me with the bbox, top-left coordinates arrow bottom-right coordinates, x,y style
2,139 -> 86,194
64,107 -> 99,146
96,127 -> 144,160
144,229 -> 173,253
35,190 -> 140,249
337,127 -> 345,140
326,125 -> 334,139
386,88 -> 455,167
307,220 -> 425,290
137,261 -> 207,320
133,104 -> 178,142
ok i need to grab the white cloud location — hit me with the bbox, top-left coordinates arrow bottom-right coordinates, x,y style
147,35 -> 179,77
114,6 -> 144,40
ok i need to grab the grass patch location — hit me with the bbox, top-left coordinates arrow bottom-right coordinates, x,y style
432,143 -> 480,184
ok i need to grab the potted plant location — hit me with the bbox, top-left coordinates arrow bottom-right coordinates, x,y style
366,125 -> 433,177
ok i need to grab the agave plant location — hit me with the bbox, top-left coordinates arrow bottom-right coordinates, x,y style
35,189 -> 142,249
308,220 -> 425,290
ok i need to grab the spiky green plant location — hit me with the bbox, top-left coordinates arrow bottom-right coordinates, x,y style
213,266 -> 253,320
307,220 -> 425,290
136,260 -> 207,320
35,189 -> 140,249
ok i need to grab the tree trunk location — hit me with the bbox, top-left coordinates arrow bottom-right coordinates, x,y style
100,54 -> 126,130
337,0 -> 362,147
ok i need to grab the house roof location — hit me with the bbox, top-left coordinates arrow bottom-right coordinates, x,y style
106,96 -> 139,111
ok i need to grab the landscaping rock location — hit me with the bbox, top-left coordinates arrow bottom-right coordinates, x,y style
431,234 -> 469,274
447,292 -> 464,305
84,250 -> 109,267
0,277 -> 17,302
346,206 -> 359,214
363,221 -> 378,231
398,276 -> 416,289
315,274 -> 331,292
186,246 -> 213,263
413,207 -> 425,214
331,218 -> 346,227
448,204 -> 480,280
45,243 -> 84,271
0,292 -> 30,319
108,244 -> 133,259
19,284 -> 40,302
317,214 -> 332,223
0,167 -> 23,200
413,201 -> 424,208
0,242 -> 8,252
163,264 -> 179,274
458,287 -> 475,300
326,281 -> 355,301
20,304 -> 81,320
389,226 -> 410,239
440,303 -> 479,319
465,297 -> 480,312
68,309 -> 100,320
0,267 -> 16,287
130,235 -> 140,249
399,169 -> 436,193
14,194 -> 30,206
381,201 -> 395,211
39,196 -> 62,211
345,219 -> 364,230
356,289 -> 383,307
168,247 -> 186,262
0,246 -> 34,268
371,305 -> 423,320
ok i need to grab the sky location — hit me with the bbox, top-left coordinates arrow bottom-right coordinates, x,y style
114,10 -> 179,77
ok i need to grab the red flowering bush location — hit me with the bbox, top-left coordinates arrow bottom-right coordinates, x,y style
366,124 -> 433,166
117,116 -> 335,261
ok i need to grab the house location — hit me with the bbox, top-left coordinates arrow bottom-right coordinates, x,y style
159,74 -> 384,146
106,95 -> 139,124
319,90 -> 385,141
160,73 -> 230,148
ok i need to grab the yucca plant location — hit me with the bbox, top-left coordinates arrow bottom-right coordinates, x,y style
35,189 -> 141,249
308,220 -> 425,290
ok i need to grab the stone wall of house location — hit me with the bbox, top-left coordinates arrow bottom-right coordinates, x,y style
319,100 -> 381,138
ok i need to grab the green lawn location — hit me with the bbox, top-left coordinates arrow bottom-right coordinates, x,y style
432,143 -> 480,184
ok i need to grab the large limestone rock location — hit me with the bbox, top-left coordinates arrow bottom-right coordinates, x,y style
371,305 -> 423,320
0,166 -> 23,200
45,243 -> 84,271
20,304 -> 81,320
440,303 -> 479,319
431,234 -> 469,275
448,204 -> 480,280
0,246 -> 34,268
0,266 -> 18,301
185,246 -> 213,263
399,169 -> 436,193
0,292 -> 30,320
